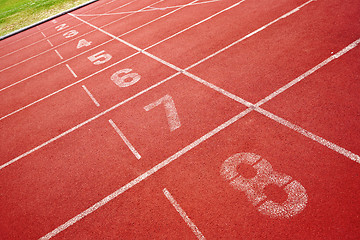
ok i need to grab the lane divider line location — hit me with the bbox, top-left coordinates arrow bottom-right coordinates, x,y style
54,49 -> 64,59
65,64 -> 77,78
163,188 -> 206,240
108,119 -> 141,159
81,85 -> 100,106
39,108 -> 252,239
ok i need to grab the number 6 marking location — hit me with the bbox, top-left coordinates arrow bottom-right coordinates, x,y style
111,69 -> 141,87
144,95 -> 181,132
220,153 -> 308,218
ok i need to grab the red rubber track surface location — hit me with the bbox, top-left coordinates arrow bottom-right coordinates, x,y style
0,0 -> 359,239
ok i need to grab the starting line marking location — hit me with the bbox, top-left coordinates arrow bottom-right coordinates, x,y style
163,188 -> 206,240
81,85 -> 100,107
108,119 -> 141,160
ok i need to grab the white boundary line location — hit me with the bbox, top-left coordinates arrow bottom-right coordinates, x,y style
82,85 -> 100,106
65,64 -> 78,78
0,0 -> 137,50
163,188 -> 206,240
108,119 -> 141,159
0,0 -> 246,118
74,0 -> 221,16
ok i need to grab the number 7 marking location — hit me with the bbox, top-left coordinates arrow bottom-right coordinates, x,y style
144,94 -> 181,132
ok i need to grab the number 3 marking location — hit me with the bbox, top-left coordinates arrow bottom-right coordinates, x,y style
220,153 -> 308,218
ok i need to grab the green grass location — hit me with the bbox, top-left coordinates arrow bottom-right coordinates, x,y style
0,0 -> 93,37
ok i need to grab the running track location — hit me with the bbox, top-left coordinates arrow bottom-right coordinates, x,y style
0,0 -> 360,239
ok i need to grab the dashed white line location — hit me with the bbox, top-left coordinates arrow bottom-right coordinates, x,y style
65,64 -> 77,78
108,119 -> 141,159
163,188 -> 206,240
47,40 -> 54,47
81,85 -> 100,107
54,49 -> 63,59
40,31 -> 46,38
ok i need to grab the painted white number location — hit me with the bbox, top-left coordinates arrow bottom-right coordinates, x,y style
111,69 -> 141,87
144,95 -> 181,132
88,50 -> 112,65
55,23 -> 68,31
52,19 -> 57,24
220,153 -> 307,218
63,30 -> 78,38
77,39 -> 92,49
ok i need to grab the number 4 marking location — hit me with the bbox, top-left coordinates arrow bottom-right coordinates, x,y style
77,39 -> 92,49
144,95 -> 181,132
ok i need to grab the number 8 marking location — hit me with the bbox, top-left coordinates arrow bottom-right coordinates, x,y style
220,153 -> 308,218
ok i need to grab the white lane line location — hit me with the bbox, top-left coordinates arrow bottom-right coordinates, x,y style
65,64 -> 77,78
54,49 -> 64,60
0,72 -> 180,170
40,31 -> 47,38
47,40 -> 54,47
81,85 -> 100,107
163,188 -> 206,240
74,0 -> 221,16
39,108 -> 252,240
255,107 -> 360,164
108,119 -> 141,159
0,0 -> 137,51
254,38 -> 360,107
0,0 -> 140,60
185,0 -> 316,70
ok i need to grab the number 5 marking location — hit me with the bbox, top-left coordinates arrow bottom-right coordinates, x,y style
144,95 -> 181,132
220,153 -> 308,218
